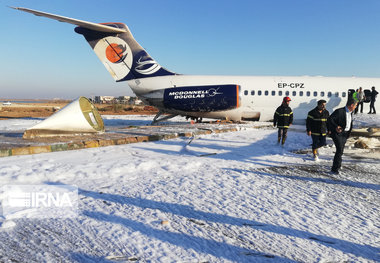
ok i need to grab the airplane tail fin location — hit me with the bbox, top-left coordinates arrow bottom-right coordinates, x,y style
75,24 -> 176,82
11,7 -> 175,82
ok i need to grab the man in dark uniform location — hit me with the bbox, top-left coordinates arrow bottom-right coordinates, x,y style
273,97 -> 293,145
327,97 -> 358,174
368,86 -> 378,114
306,100 -> 330,161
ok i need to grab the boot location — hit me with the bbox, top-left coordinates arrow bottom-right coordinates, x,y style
313,149 -> 319,161
277,137 -> 281,144
281,137 -> 286,145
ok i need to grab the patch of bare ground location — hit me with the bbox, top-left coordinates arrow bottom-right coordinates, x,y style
0,101 -> 158,119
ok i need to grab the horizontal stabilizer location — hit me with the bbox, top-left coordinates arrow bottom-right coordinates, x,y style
10,6 -> 127,33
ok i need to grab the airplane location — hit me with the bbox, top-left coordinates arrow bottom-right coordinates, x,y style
11,7 -> 379,123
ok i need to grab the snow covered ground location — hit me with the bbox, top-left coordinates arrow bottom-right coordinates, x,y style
0,114 -> 379,262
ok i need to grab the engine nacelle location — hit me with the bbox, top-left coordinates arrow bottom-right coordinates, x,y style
163,84 -> 240,112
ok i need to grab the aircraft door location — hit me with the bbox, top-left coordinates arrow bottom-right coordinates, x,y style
364,89 -> 371,103
348,89 -> 355,100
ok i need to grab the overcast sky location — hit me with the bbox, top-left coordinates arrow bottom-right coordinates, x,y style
2,0 -> 380,99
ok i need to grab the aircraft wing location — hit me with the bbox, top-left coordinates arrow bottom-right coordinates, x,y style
10,6 -> 127,33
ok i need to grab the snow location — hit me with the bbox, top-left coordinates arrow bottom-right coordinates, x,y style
0,114 -> 379,262
353,113 -> 380,128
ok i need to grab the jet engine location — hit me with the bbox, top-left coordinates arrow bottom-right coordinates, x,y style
162,84 -> 240,112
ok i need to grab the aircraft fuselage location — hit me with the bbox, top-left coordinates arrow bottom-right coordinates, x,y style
129,75 -> 380,121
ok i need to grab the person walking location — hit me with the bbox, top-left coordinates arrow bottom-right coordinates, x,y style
273,97 -> 293,146
327,97 -> 358,174
354,87 -> 365,114
306,100 -> 330,161
368,86 -> 378,114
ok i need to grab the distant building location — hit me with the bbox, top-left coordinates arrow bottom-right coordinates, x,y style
117,96 -> 131,104
94,96 -> 115,104
134,98 -> 143,105
92,95 -> 144,105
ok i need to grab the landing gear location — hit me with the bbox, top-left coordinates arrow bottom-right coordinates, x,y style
151,111 -> 178,125
152,112 -> 205,125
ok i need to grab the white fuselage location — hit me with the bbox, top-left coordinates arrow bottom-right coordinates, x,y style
128,75 -> 380,122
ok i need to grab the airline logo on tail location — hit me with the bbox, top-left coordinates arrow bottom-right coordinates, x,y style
93,36 -> 133,81
135,57 -> 162,75
105,43 -> 128,63
93,36 -> 164,81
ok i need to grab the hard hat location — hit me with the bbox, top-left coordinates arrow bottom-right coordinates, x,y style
283,96 -> 291,102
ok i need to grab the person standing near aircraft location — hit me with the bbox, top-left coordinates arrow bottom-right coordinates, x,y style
354,87 -> 365,114
327,97 -> 358,174
306,100 -> 330,161
273,97 -> 293,145
368,86 -> 378,114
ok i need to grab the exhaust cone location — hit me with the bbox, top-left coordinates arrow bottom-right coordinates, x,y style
23,97 -> 104,139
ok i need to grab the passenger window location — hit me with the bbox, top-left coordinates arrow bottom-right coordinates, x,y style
251,90 -> 255,96
299,91 -> 304,96
307,91 -> 311,96
279,91 -> 283,96
342,92 -> 346,97
244,90 -> 248,95
258,90 -> 262,96
265,91 -> 269,96
272,91 -> 276,96
292,91 -> 296,96
328,92 -> 332,97
335,92 -> 339,97
321,92 -> 325,97
313,91 -> 318,97
285,91 -> 290,96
